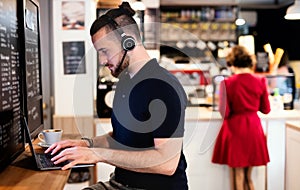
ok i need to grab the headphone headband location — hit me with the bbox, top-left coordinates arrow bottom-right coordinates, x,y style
102,14 -> 136,51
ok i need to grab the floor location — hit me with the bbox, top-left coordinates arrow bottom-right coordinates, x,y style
64,181 -> 89,190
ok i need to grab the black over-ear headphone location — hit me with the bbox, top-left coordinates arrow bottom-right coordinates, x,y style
104,15 -> 136,51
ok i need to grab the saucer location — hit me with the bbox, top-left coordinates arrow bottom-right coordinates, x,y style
38,142 -> 52,148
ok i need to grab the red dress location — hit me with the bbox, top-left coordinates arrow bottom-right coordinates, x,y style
212,73 -> 271,167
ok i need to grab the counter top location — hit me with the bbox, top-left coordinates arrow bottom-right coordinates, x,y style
0,139 -> 70,190
286,120 -> 300,131
185,107 -> 300,121
95,107 -> 300,123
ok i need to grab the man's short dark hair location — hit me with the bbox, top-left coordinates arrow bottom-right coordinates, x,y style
90,1 -> 141,41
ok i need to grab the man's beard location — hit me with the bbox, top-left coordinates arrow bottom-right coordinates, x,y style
111,55 -> 129,78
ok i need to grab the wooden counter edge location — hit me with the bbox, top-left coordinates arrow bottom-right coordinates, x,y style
0,141 -> 71,190
286,121 -> 300,132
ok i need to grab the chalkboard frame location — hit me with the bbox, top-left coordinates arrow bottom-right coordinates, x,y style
0,0 -> 25,172
18,0 -> 44,140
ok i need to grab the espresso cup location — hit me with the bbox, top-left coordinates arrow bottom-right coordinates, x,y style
38,129 -> 63,145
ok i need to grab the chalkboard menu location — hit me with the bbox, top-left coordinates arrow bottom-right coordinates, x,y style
0,0 -> 44,171
0,0 -> 24,171
63,41 -> 86,75
22,0 -> 43,138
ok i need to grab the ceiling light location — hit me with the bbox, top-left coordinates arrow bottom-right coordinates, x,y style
131,0 -> 146,11
285,0 -> 300,20
236,18 -> 246,26
235,6 -> 246,26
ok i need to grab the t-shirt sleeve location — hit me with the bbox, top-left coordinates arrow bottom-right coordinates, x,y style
152,92 -> 186,138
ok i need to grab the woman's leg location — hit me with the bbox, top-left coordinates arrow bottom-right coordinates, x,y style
229,167 -> 236,190
245,167 -> 254,190
235,167 -> 245,190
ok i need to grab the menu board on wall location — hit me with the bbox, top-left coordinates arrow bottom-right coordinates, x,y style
63,41 -> 86,75
0,0 -> 24,171
23,0 -> 43,138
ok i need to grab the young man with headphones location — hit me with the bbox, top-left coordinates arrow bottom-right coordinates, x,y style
46,2 -> 188,189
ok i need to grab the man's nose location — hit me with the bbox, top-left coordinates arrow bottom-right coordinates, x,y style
99,54 -> 108,66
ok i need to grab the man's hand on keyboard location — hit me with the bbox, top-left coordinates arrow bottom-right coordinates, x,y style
45,139 -> 88,155
44,139 -> 98,170
49,146 -> 100,170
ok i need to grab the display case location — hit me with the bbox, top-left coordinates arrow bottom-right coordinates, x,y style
211,74 -> 296,111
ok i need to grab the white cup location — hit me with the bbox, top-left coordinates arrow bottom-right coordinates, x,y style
38,129 -> 63,145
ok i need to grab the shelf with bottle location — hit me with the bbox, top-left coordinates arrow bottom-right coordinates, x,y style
160,6 -> 237,23
159,5 -> 238,89
160,6 -> 238,45
160,22 -> 237,43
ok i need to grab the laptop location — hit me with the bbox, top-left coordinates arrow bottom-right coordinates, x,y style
23,116 -> 95,170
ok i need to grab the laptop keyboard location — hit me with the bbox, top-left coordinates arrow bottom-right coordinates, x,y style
37,152 -> 69,168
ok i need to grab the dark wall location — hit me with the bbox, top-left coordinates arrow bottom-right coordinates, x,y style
249,6 -> 300,60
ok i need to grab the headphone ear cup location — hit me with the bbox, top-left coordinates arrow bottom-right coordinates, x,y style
122,35 -> 136,51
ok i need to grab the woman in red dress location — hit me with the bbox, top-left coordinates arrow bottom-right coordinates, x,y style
212,45 -> 271,190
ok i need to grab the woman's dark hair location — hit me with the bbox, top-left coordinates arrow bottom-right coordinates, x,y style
226,45 -> 255,68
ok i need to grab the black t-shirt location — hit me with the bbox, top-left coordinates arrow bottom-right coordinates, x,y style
110,59 -> 188,189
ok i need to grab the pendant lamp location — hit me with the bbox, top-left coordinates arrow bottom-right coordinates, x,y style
131,0 -> 146,11
235,1 -> 245,26
285,0 -> 300,20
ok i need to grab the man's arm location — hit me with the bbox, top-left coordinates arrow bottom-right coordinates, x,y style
98,137 -> 182,175
53,137 -> 183,176
45,131 -> 113,154
92,131 -> 113,148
